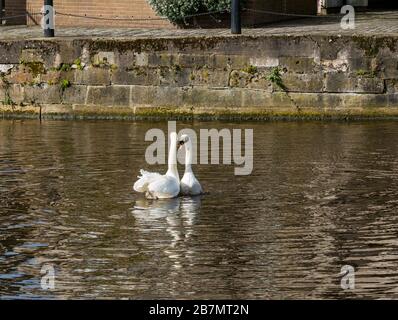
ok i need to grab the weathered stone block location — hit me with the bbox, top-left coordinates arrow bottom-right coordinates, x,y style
112,67 -> 159,85
74,68 -> 110,85
20,49 -> 44,64
0,42 -> 22,64
148,54 -> 176,67
62,85 -> 88,104
377,57 -> 398,79
249,57 -> 279,68
0,84 -> 24,105
130,85 -> 156,105
177,54 -> 208,68
228,69 -> 271,90
55,41 -> 84,67
210,54 -> 247,69
86,85 -> 130,106
7,70 -> 34,85
9,84 -> 24,104
347,57 -> 374,72
41,70 -> 75,85
279,57 -> 317,74
325,72 -> 385,93
189,67 -> 229,87
130,86 -> 183,107
183,87 -> 243,108
24,85 -> 62,104
133,53 -> 149,67
386,80 -> 398,94
281,73 -> 324,93
41,104 -> 74,115
92,52 -> 115,66
159,67 -> 191,87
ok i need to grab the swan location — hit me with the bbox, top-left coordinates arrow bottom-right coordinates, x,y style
133,132 -> 180,199
178,134 -> 203,196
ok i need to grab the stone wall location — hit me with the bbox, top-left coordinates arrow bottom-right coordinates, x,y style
1,34 -> 398,120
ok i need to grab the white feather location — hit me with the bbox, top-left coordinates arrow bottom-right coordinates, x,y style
133,133 -> 180,199
179,134 -> 203,196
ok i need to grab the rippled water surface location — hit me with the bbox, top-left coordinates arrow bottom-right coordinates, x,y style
1,119 -> 398,299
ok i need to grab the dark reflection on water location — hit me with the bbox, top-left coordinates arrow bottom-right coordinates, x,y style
1,119 -> 398,299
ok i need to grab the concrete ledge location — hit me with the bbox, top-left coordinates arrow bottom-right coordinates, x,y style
2,99 -> 398,121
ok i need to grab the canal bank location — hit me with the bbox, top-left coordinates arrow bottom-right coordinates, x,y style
1,12 -> 398,120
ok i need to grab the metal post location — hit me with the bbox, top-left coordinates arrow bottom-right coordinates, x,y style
43,0 -> 54,37
231,0 -> 241,34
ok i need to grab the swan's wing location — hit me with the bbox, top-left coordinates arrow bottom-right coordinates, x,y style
133,169 -> 162,193
147,175 -> 180,199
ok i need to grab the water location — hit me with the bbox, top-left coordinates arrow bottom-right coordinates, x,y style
1,119 -> 398,299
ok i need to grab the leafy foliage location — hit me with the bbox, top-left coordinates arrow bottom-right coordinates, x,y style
148,0 -> 232,22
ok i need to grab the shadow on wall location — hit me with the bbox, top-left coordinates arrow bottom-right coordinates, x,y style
3,0 -> 26,25
182,0 -> 318,28
368,0 -> 398,9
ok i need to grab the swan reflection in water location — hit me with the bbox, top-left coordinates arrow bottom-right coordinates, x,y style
131,196 -> 202,263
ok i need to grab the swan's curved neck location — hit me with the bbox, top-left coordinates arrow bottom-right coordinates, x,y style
166,133 -> 179,180
184,139 -> 193,173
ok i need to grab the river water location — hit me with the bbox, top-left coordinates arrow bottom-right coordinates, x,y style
1,119 -> 398,299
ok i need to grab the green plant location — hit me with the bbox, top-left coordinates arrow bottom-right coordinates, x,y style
73,58 -> 84,71
60,79 -> 71,91
58,63 -> 72,72
267,67 -> 285,90
2,90 -> 14,106
1,75 -> 15,106
147,0 -> 238,22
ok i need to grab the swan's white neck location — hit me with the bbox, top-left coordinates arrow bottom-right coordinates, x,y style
166,132 -> 179,180
184,139 -> 193,173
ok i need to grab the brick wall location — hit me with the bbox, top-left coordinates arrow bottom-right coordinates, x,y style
6,0 -> 317,28
4,0 -> 27,25
26,0 -> 172,28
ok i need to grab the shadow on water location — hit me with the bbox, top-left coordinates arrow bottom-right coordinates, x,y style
1,119 -> 398,299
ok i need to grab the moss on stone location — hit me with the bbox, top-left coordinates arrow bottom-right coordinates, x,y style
243,65 -> 258,75
353,36 -> 397,57
20,60 -> 46,77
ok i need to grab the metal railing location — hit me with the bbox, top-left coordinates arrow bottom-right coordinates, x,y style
0,0 -> 345,37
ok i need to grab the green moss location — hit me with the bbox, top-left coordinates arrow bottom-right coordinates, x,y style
201,69 -> 209,79
20,60 -> 46,77
243,65 -> 258,75
356,69 -> 376,78
353,36 -> 397,57
173,64 -> 182,73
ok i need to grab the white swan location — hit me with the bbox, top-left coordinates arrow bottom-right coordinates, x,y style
133,132 -> 180,199
178,134 -> 203,196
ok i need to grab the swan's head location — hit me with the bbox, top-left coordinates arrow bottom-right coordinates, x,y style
178,134 -> 190,150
